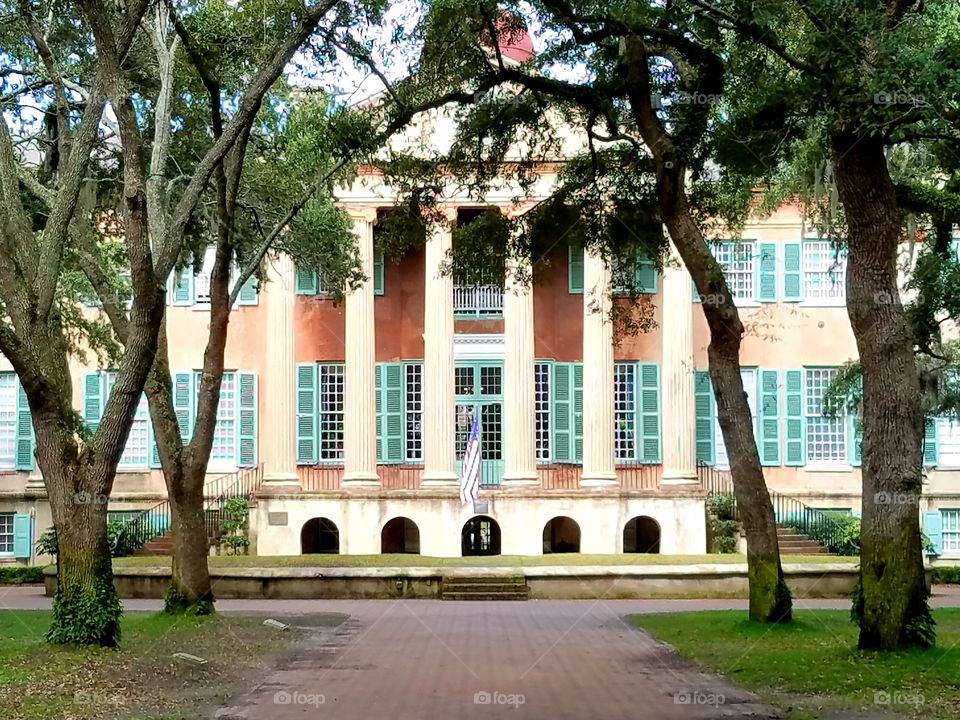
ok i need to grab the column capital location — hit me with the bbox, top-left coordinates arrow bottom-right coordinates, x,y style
434,205 -> 458,222
343,206 -> 378,223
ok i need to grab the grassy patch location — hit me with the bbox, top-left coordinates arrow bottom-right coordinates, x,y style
632,609 -> 960,720
113,553 -> 859,569
0,610 -> 302,719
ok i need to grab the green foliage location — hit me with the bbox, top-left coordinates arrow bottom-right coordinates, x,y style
787,512 -> 861,557
47,555 -> 123,647
35,526 -> 58,556
219,498 -> 250,555
163,586 -> 215,616
706,494 -> 737,521
0,566 -> 44,584
707,494 -> 739,553
932,566 -> 960,584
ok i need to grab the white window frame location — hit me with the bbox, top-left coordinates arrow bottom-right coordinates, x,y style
614,362 -> 637,461
0,512 -> 13,555
801,239 -> 847,307
106,372 -> 150,470
404,363 -> 423,462
712,240 -> 757,306
937,417 -> 960,469
804,367 -> 848,467
942,509 -> 960,555
204,371 -> 238,471
0,373 -> 17,470
192,247 -> 243,310
318,364 -> 345,462
535,362 -> 550,462
715,369 -> 758,469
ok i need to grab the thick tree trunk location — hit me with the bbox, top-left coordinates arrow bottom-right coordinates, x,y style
166,466 -> 213,613
832,131 -> 931,649
45,463 -> 121,646
664,207 -> 792,623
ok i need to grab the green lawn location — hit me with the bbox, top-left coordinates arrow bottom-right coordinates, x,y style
0,610 -> 300,720
113,553 -> 858,569
632,609 -> 960,720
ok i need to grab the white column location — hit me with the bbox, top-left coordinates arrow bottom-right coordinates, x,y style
263,252 -> 300,487
661,242 -> 698,485
342,208 -> 380,487
502,255 -> 539,486
580,249 -> 617,487
421,209 -> 458,487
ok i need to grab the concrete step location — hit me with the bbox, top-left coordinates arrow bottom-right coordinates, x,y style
781,546 -> 830,554
442,590 -> 530,601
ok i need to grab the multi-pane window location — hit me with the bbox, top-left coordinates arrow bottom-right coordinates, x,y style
193,247 -> 217,305
0,513 -> 13,554
938,417 -> 960,468
803,241 -> 846,300
614,363 -> 637,460
942,510 -> 960,553
713,241 -> 755,300
201,372 -> 237,465
715,370 -> 757,468
535,363 -> 550,461
0,374 -> 17,469
405,364 -> 423,462
106,373 -> 150,468
318,364 -> 345,461
805,368 -> 846,463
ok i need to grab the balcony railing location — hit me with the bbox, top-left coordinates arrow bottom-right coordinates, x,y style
453,284 -> 503,317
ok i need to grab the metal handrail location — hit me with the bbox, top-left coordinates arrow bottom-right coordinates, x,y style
698,462 -> 859,555
112,464 -> 264,557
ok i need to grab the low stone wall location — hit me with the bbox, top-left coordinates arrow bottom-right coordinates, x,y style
43,563 -> 887,600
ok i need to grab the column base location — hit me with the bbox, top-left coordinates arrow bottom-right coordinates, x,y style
660,469 -> 699,486
501,470 -> 540,488
25,474 -> 46,496
420,471 -> 459,488
579,472 -> 618,488
341,471 -> 380,487
263,472 -> 301,490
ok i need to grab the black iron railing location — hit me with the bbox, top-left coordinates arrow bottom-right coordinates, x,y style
698,462 -> 859,556
112,464 -> 264,557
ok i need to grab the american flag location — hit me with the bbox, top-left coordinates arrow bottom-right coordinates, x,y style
459,410 -> 481,505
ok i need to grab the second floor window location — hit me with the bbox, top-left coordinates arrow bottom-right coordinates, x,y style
712,241 -> 756,301
802,241 -> 847,301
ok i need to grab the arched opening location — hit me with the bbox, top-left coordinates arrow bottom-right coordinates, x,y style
301,517 -> 340,554
542,516 -> 581,553
461,515 -> 501,556
623,516 -> 661,554
381,517 -> 421,554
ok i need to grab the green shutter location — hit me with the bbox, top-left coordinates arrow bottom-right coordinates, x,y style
694,370 -> 715,465
295,266 -> 318,295
375,364 -> 384,461
847,416 -> 862,467
784,369 -> 805,466
172,268 -> 194,305
237,372 -> 257,467
639,363 -> 660,463
757,243 -> 777,302
148,414 -> 161,468
783,242 -> 803,302
573,362 -> 584,463
237,275 -> 258,305
552,363 -> 573,462
14,379 -> 33,470
83,372 -> 103,433
634,251 -> 658,294
924,511 -> 944,556
173,372 -> 194,442
373,249 -> 385,296
296,363 -> 318,464
12,514 -> 31,559
759,369 -> 781,466
383,363 -> 403,462
923,418 -> 938,466
568,247 -> 584,294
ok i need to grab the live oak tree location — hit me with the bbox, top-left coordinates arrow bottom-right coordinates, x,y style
699,0 -> 959,648
369,1 -> 793,621
2,0 -> 346,645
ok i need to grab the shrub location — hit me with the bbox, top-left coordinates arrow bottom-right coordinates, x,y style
0,566 -> 44,584
219,497 -> 250,555
932,567 -> 960,584
35,526 -> 57,556
707,494 -> 739,554
787,512 -> 860,556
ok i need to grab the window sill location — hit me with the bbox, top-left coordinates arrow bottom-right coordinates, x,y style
116,467 -> 151,473
801,299 -> 847,308
804,464 -> 855,472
